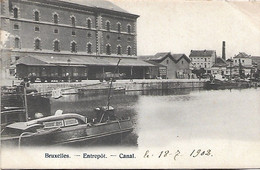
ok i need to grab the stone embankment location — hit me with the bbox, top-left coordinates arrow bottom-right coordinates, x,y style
29,79 -> 206,94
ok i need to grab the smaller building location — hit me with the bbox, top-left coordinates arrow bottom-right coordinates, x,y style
189,50 -> 217,73
172,54 -> 191,79
211,57 -> 228,76
233,52 -> 252,67
139,52 -> 191,79
144,60 -> 167,79
232,52 -> 254,78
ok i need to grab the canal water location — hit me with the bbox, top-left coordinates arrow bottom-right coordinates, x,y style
50,88 -> 260,147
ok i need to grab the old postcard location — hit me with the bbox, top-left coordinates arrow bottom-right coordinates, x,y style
1,0 -> 260,169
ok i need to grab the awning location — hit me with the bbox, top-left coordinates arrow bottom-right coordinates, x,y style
17,55 -> 156,67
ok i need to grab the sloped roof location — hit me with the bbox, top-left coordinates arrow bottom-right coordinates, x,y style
144,60 -> 167,67
139,53 -> 191,64
139,52 -> 171,61
58,0 -> 135,16
172,54 -> 191,63
138,55 -> 156,61
153,52 -> 171,61
16,56 -> 154,67
16,56 -> 54,66
189,50 -> 216,57
234,52 -> 250,58
212,57 -> 228,67
226,58 -> 233,62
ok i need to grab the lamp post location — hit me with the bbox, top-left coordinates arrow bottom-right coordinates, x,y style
67,58 -> 71,82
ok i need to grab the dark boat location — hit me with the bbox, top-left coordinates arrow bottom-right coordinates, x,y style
1,106 -> 133,147
204,79 -> 250,90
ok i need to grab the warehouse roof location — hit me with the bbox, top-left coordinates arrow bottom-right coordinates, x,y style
16,56 -> 155,67
61,0 -> 129,13
16,56 -> 54,66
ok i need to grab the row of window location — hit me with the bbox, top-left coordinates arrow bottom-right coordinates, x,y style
234,59 -> 245,63
13,7 -> 133,33
14,38 -> 132,55
191,58 -> 210,62
14,24 -> 133,41
193,63 -> 211,65
105,44 -> 132,55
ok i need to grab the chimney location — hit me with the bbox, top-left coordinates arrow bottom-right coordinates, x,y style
222,41 -> 226,60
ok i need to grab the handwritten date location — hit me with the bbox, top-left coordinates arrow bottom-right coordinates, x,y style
144,149 -> 212,160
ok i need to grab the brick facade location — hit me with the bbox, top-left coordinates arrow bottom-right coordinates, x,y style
1,0 -> 139,70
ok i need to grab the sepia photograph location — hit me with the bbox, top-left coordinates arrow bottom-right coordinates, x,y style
0,0 -> 260,169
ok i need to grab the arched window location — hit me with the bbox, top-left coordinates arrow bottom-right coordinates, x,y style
117,45 -> 121,55
34,11 -> 39,21
106,44 -> 111,55
54,40 -> 60,52
13,8 -> 18,18
71,41 -> 77,53
53,14 -> 58,24
127,46 -> 131,55
35,39 -> 41,50
15,38 -> 20,48
106,21 -> 110,31
127,25 -> 131,34
117,23 -> 121,33
87,19 -> 91,29
87,43 -> 92,53
71,16 -> 76,27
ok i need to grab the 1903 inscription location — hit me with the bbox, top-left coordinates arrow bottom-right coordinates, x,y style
144,149 -> 213,160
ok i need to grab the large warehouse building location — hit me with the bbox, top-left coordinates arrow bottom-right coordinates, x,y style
0,0 -> 154,81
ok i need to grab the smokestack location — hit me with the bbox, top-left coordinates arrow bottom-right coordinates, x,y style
222,41 -> 226,60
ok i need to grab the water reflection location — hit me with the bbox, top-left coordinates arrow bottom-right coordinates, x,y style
137,88 -> 260,147
50,88 -> 260,147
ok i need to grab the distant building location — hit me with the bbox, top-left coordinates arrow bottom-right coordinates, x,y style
172,54 -> 191,79
139,52 -> 191,79
143,60 -> 167,79
211,57 -> 228,76
232,52 -> 253,77
233,52 -> 252,67
189,50 -> 217,73
0,0 -> 153,80
226,52 -> 255,78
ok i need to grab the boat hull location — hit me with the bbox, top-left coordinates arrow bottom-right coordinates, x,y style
204,81 -> 250,90
1,120 -> 133,147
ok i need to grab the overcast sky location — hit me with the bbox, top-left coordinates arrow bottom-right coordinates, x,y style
110,0 -> 260,58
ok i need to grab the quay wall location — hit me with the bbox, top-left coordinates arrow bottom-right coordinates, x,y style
29,79 -> 206,93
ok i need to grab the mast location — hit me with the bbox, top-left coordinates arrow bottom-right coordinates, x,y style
23,85 -> 29,121
99,59 -> 121,123
107,59 -> 121,109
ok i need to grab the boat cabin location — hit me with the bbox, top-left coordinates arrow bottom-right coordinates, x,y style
1,113 -> 87,137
